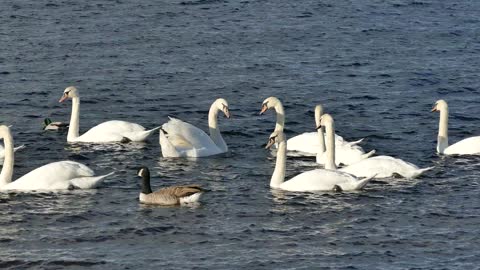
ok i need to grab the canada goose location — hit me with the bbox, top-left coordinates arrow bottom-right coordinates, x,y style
136,166 -> 204,205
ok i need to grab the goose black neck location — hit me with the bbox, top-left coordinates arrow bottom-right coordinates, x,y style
141,170 -> 152,194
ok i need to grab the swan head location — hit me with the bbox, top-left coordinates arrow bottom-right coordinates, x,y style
0,125 -> 11,138
314,104 -> 324,126
214,98 -> 230,118
431,99 -> 448,112
260,97 -> 281,115
137,166 -> 150,178
265,130 -> 286,149
59,86 -> 79,103
316,113 -> 334,129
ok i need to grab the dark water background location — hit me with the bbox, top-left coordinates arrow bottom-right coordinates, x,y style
1,0 -> 480,269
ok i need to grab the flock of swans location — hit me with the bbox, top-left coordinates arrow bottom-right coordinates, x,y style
1,86 -> 480,205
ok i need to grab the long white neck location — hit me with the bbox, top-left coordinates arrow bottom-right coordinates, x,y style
437,107 -> 449,154
274,103 -> 285,132
67,97 -> 80,142
208,103 -> 227,151
314,110 -> 325,153
270,138 -> 286,188
0,130 -> 15,187
324,121 -> 336,170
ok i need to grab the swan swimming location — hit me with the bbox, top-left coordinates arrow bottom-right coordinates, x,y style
159,98 -> 231,157
0,125 -> 113,191
260,97 -> 374,165
432,99 -> 480,155
59,86 -> 160,143
284,104 -> 366,155
265,114 -> 374,192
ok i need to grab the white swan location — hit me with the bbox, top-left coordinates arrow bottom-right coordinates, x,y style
285,104 -> 365,154
0,125 -> 113,191
266,114 -> 374,192
260,97 -> 375,165
159,98 -> 230,157
59,86 -> 160,143
340,156 -> 433,178
432,99 -> 480,155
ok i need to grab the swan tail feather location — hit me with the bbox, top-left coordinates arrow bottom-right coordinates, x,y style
346,138 -> 364,147
13,145 -> 26,152
355,174 -> 376,190
413,166 -> 434,178
124,126 -> 160,142
361,150 -> 376,159
70,172 -> 114,189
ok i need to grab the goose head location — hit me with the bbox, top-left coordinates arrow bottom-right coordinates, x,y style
59,86 -> 79,103
260,97 -> 281,115
137,166 -> 150,178
265,130 -> 285,149
214,98 -> 230,118
431,99 -> 448,113
137,166 -> 152,194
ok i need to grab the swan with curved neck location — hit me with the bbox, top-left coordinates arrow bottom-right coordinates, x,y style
136,166 -> 204,205
59,86 -> 160,143
266,114 -> 374,192
159,98 -> 230,157
432,99 -> 480,155
0,125 -> 113,191
260,97 -> 285,132
260,98 -> 375,164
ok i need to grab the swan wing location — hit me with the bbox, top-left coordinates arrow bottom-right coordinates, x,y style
280,169 -> 367,191
287,132 -> 361,156
75,120 -> 148,142
341,156 -> 432,178
69,172 -> 114,189
3,161 -> 95,190
162,117 -> 221,154
316,146 -> 372,166
286,132 -> 322,155
444,136 -> 480,155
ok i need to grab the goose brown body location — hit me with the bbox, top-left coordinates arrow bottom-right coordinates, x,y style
139,185 -> 204,205
137,166 -> 204,205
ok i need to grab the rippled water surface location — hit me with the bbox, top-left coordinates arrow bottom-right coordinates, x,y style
1,0 -> 480,269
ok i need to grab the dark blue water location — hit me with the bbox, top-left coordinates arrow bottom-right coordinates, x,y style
1,0 -> 480,269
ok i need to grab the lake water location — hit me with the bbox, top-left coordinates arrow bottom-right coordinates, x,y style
1,0 -> 480,269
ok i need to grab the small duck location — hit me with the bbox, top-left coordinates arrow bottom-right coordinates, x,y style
136,166 -> 205,205
43,118 -> 69,131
